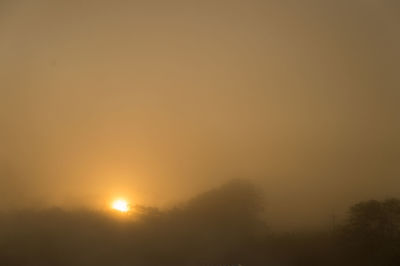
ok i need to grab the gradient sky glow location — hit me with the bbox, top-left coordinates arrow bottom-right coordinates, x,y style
1,0 -> 399,229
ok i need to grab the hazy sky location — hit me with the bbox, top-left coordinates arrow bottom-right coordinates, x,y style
1,0 -> 399,229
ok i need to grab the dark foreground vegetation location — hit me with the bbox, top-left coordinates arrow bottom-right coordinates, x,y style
0,180 -> 399,266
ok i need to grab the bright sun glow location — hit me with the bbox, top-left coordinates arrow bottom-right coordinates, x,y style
111,199 -> 130,212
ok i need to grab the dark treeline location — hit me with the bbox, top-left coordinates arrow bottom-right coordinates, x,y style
0,180 -> 399,266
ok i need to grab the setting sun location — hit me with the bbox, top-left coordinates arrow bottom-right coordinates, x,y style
111,199 -> 130,212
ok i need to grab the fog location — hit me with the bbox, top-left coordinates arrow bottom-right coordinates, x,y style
1,0 -> 399,232
1,180 -> 399,265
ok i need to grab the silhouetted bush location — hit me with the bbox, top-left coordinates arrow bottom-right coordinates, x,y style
338,199 -> 400,266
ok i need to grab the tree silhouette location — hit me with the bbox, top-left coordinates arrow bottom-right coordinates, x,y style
342,199 -> 400,266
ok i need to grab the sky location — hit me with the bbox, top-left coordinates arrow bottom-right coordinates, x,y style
0,0 -> 399,229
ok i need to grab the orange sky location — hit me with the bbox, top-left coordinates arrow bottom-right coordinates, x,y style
0,0 -> 399,229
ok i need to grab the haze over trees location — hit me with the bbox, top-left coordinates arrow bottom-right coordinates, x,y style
0,0 -> 398,265
0,180 -> 399,266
